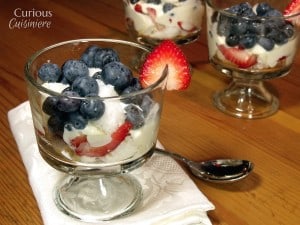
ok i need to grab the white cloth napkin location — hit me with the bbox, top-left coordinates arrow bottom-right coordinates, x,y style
8,101 -> 215,225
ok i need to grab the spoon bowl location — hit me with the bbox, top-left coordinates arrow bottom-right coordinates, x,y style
155,148 -> 253,183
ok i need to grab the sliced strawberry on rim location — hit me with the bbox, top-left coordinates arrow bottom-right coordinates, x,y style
218,45 -> 257,69
284,0 -> 300,26
74,121 -> 133,157
139,40 -> 191,91
284,0 -> 300,15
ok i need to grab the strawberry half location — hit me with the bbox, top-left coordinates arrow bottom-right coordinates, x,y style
218,45 -> 257,69
284,0 -> 300,26
284,0 -> 300,15
74,121 -> 133,157
139,40 -> 191,91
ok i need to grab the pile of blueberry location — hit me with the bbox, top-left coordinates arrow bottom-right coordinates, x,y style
38,45 -> 152,136
215,2 -> 295,50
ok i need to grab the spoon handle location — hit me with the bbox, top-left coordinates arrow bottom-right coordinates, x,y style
155,148 -> 190,164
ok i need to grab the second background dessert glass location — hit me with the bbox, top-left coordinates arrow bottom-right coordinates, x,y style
206,0 -> 300,119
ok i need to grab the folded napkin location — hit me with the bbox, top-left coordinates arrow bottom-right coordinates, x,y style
8,101 -> 215,225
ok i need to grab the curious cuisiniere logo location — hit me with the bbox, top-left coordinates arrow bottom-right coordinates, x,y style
9,8 -> 53,29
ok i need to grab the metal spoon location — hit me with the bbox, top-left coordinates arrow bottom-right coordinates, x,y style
155,148 -> 254,183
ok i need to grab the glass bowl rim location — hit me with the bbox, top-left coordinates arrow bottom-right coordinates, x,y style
24,38 -> 168,101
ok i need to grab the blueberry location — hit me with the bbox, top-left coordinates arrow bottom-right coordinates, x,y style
248,21 -> 264,35
94,48 -> 120,69
121,77 -> 143,103
226,3 -> 256,17
130,0 -> 140,3
125,104 -> 144,129
48,114 -> 66,136
101,61 -> 133,93
239,33 -> 258,49
235,2 -> 255,17
267,29 -> 288,45
80,96 -> 105,120
57,90 -> 81,112
68,111 -> 87,130
140,94 -> 155,117
264,9 -> 283,18
92,71 -> 102,80
258,37 -> 275,51
146,0 -> 161,4
80,45 -> 101,67
283,22 -> 295,38
38,63 -> 61,82
163,3 -> 175,13
42,96 -> 59,115
72,76 -> 99,96
60,77 -> 70,84
121,86 -> 143,104
227,4 -> 241,15
226,34 -> 240,47
256,3 -> 273,16
64,123 -> 73,132
62,60 -> 89,84
130,77 -> 142,90
230,20 -> 248,35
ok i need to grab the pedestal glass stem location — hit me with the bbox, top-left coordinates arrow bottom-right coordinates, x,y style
54,174 -> 142,222
213,73 -> 279,119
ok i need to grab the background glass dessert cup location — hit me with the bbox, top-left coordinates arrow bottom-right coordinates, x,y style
123,0 -> 205,47
25,39 -> 167,222
206,0 -> 300,119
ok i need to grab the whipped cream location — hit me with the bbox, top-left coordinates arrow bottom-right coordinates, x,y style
41,68 -> 160,162
124,0 -> 204,40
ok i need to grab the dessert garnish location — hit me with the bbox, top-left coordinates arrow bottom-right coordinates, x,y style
284,0 -> 300,26
140,40 -> 191,90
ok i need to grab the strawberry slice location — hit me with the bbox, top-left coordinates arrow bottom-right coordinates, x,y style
134,4 -> 143,14
139,40 -> 191,90
71,135 -> 88,148
177,21 -> 197,32
284,0 -> 300,26
218,45 -> 257,69
74,121 -> 133,157
284,0 -> 300,15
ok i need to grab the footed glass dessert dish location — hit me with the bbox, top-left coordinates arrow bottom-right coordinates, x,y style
123,0 -> 205,47
206,0 -> 300,119
25,39 -> 167,221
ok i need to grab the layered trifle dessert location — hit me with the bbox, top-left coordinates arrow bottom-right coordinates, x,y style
26,39 -> 191,172
123,0 -> 205,46
29,44 -> 162,170
206,1 -> 300,78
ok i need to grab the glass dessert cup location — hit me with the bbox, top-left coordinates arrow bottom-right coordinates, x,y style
206,0 -> 300,119
25,39 -> 167,221
123,0 -> 205,48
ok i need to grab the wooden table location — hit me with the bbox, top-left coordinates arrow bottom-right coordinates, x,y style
1,1 -> 299,224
